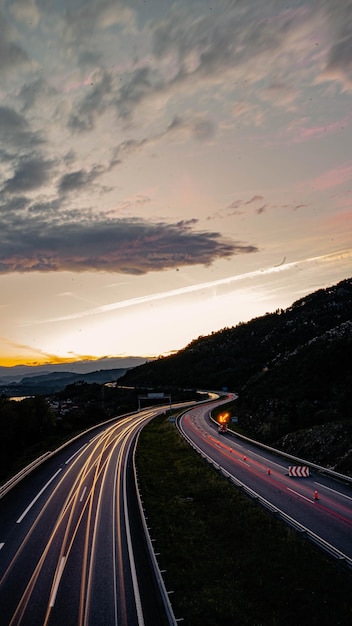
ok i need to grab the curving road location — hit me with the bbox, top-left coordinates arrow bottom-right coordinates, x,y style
0,408 -> 172,626
178,396 -> 352,566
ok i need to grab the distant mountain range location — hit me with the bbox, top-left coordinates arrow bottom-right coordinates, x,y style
0,356 -> 149,395
0,356 -> 148,383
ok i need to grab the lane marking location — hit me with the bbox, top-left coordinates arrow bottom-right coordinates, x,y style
79,486 -> 87,502
65,443 -> 87,465
229,445 -> 288,472
16,468 -> 62,524
315,482 -> 352,501
49,556 -> 66,607
287,487 -> 314,504
0,542 -> 4,550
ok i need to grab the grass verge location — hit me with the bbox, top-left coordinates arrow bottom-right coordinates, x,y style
136,414 -> 352,626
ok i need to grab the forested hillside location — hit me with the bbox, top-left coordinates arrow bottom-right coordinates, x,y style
120,277 -> 352,472
120,277 -> 352,392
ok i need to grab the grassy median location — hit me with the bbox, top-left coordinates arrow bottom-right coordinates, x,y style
136,414 -> 352,626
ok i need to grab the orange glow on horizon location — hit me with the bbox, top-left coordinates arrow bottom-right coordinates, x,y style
0,355 -> 96,368
0,351 -> 156,368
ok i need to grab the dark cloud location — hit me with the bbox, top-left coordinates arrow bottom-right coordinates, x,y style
228,195 -> 264,210
255,205 -> 267,215
328,36 -> 352,75
2,157 -> 54,194
0,105 -> 42,148
115,66 -> 157,119
245,195 -> 264,204
168,115 -> 217,141
228,200 -> 242,210
110,138 -> 148,168
58,166 -> 103,194
151,2 -> 297,82
0,14 -> 30,73
108,114 -> 216,169
68,72 -> 113,132
62,0 -> 133,70
322,1 -> 352,87
0,195 -> 30,213
0,106 -> 28,132
63,0 -> 126,38
0,214 -> 258,274
18,77 -> 56,112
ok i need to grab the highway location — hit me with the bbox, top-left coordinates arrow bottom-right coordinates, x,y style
178,396 -> 352,566
2,393 -> 351,625
0,408 -> 172,626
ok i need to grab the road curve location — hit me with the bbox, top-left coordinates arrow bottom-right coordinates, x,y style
0,408 -> 171,626
178,396 -> 352,567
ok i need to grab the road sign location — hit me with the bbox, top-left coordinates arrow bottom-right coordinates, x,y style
288,465 -> 310,477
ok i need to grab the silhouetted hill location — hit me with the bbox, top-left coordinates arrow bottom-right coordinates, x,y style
120,277 -> 352,391
0,356 -> 148,384
119,277 -> 352,472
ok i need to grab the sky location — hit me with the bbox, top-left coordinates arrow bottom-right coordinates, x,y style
0,0 -> 352,367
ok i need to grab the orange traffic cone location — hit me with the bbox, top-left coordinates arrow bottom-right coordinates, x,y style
267,468 -> 271,475
314,490 -> 319,500
243,455 -> 247,461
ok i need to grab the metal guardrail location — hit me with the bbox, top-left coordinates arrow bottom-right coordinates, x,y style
177,410 -> 352,572
0,397 -> 210,501
133,429 -> 179,626
208,412 -> 352,485
0,410 -> 138,500
0,451 -> 52,499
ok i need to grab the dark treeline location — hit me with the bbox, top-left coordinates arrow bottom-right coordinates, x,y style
0,383 -> 198,482
0,395 -> 55,480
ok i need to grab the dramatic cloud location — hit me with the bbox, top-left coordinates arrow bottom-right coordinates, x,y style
2,157 -> 54,194
0,215 -> 258,274
0,0 -> 349,280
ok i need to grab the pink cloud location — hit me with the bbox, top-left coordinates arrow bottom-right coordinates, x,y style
293,115 -> 351,143
309,163 -> 352,191
322,211 -> 352,228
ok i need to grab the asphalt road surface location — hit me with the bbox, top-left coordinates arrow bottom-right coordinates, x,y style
0,408 -> 171,626
178,396 -> 352,565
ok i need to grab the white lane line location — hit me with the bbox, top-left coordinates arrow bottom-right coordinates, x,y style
287,487 -> 314,504
315,482 -> 352,501
49,556 -> 66,607
79,486 -> 87,502
0,542 -> 4,550
65,443 -> 87,464
16,468 -> 62,524
241,448 -> 287,471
